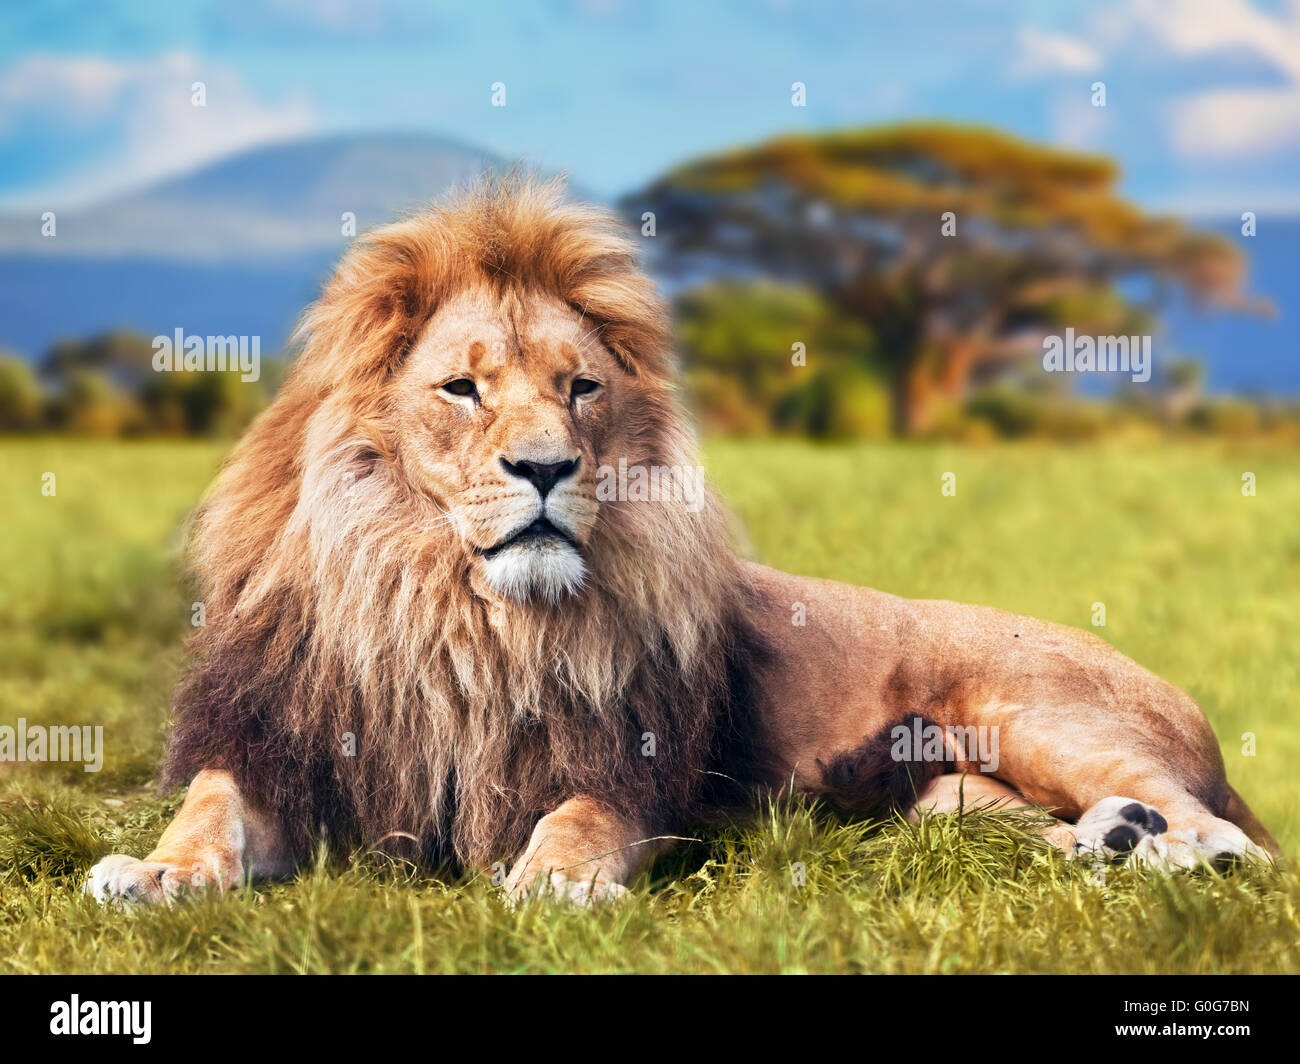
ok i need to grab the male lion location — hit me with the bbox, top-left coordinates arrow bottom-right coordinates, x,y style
87,179 -> 1279,906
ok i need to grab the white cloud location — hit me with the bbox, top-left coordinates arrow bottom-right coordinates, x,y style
1128,0 -> 1300,79
0,51 -> 315,206
0,54 -> 139,118
1173,85 -> 1300,156
1125,0 -> 1300,158
1012,26 -> 1102,77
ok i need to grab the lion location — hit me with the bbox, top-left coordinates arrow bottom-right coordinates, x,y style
87,178 -> 1280,906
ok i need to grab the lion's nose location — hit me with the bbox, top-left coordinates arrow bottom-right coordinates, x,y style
500,456 -> 579,498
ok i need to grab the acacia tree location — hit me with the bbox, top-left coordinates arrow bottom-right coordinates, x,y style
630,123 -> 1256,434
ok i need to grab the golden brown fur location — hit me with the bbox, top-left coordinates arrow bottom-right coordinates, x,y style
159,178 -> 773,868
86,177 -> 1280,908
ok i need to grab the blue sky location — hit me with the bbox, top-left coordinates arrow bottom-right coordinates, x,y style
2,0 -> 1300,213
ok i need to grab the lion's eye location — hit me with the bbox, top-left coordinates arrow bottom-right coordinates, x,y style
440,378 -> 478,398
571,378 -> 600,398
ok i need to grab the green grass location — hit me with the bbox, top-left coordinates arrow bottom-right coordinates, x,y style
2,436 -> 1298,974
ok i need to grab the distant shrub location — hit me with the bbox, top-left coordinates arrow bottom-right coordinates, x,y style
676,281 -> 888,438
19,330 -> 279,437
1186,398 -> 1262,437
51,369 -> 142,437
141,369 -> 266,436
963,386 -> 1113,441
0,354 -> 44,431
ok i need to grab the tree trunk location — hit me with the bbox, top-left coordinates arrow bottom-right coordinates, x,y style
889,339 -> 982,436
889,363 -> 938,436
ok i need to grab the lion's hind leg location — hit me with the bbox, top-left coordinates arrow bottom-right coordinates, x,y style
908,775 -> 1250,868
1068,781 -> 1274,872
1068,796 -> 1170,861
1112,797 -> 1273,872
1224,784 -> 1284,860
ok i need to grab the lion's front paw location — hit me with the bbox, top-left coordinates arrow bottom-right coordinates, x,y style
508,871 -> 630,907
85,854 -> 206,906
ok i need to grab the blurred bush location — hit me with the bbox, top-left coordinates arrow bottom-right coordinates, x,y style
676,282 -> 889,438
0,355 -> 44,431
52,369 -> 140,436
963,385 -> 1113,441
672,281 -> 1299,443
0,330 -> 273,437
1186,398 -> 1262,438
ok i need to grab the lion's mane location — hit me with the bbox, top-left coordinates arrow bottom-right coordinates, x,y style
162,179 -> 774,867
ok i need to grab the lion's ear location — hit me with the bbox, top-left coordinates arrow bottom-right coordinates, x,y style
294,226 -> 441,386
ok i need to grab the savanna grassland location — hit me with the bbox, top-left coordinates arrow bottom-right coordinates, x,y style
2,437 -> 1298,974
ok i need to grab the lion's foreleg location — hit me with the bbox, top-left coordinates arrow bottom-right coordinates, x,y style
86,768 -> 293,905
505,796 -> 665,905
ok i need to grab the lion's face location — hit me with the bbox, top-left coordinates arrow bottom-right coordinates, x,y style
393,285 -> 626,603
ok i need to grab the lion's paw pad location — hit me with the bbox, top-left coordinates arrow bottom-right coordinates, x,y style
1070,796 -> 1168,861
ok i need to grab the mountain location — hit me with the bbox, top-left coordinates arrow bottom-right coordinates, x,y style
0,132 -> 511,261
0,133 -> 578,361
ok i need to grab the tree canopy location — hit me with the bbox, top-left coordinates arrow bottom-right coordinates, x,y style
631,123 -> 1258,433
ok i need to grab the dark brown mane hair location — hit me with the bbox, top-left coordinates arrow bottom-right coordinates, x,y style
162,177 -> 775,867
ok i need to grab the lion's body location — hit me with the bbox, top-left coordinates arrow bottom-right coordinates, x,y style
744,563 -> 1241,824
86,180 -> 1278,907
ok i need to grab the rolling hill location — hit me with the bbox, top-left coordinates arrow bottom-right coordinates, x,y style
0,132 -> 547,359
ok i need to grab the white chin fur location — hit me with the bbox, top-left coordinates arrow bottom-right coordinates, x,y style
480,539 -> 587,603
